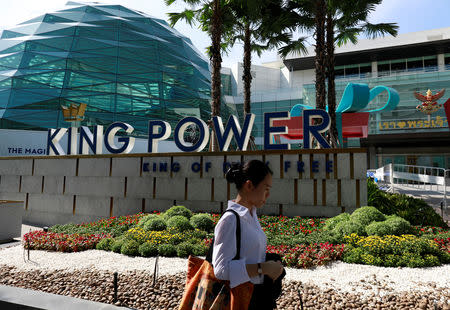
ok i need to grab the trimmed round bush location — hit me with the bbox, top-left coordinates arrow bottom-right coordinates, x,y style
111,239 -> 125,253
365,221 -> 392,236
167,215 -> 193,232
158,244 -> 177,257
384,216 -> 412,235
96,238 -> 114,251
121,239 -> 140,256
176,242 -> 194,258
333,220 -> 365,238
137,214 -> 159,228
190,214 -> 214,232
192,243 -> 208,256
324,213 -> 350,231
139,242 -> 158,257
164,205 -> 193,219
350,206 -> 385,226
143,217 -> 167,231
191,229 -> 207,240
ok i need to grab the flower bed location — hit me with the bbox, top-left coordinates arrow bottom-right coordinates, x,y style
49,213 -> 147,237
22,205 -> 449,269
23,231 -> 110,252
267,243 -> 345,268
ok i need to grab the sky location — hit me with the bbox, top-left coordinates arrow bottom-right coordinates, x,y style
0,0 -> 449,68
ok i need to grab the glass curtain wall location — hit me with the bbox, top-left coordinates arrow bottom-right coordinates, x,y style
0,3 -> 228,137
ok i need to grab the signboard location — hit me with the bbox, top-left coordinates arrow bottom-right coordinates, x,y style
378,116 -> 448,130
0,129 -> 179,157
46,110 -> 333,156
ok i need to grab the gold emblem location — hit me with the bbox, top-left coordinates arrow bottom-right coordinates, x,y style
61,103 -> 87,122
414,89 -> 445,115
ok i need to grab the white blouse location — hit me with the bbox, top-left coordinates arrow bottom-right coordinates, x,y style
212,200 -> 267,288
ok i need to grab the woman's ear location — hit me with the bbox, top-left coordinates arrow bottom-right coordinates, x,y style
242,180 -> 254,192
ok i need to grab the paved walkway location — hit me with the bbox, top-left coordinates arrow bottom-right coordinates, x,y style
0,285 -> 129,310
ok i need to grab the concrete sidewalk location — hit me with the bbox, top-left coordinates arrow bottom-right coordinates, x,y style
0,285 -> 130,310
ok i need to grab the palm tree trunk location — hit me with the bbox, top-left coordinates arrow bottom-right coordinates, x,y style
314,0 -> 326,111
243,21 -> 255,150
210,0 -> 223,151
243,21 -> 252,115
326,10 -> 338,148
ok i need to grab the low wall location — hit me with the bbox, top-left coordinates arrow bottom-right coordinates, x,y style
0,149 -> 367,226
0,200 -> 23,241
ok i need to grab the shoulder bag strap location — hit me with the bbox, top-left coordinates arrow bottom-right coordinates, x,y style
205,209 -> 241,262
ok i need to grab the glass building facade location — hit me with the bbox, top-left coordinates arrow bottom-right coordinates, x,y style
301,57 -> 450,168
0,2 -> 232,137
223,34 -> 450,167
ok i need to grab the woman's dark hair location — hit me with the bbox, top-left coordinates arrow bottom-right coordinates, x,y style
225,160 -> 273,190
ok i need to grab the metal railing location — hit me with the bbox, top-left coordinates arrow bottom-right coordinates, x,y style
371,163 -> 449,210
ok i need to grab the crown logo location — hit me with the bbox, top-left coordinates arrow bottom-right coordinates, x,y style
61,103 -> 87,122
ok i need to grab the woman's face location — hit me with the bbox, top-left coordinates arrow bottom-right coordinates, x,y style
248,173 -> 272,208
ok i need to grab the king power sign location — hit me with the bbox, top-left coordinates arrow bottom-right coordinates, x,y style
47,110 -> 332,155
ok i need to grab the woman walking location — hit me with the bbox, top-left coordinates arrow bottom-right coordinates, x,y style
212,159 -> 285,310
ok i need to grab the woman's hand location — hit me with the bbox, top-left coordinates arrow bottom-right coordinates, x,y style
262,260 -> 284,281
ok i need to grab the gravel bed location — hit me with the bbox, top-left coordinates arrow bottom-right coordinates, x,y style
0,244 -> 449,309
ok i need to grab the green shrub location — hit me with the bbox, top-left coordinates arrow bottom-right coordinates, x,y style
121,240 -> 140,256
164,206 -> 193,219
392,195 -> 447,227
333,220 -> 365,239
137,214 -> 159,228
192,243 -> 208,256
342,247 -> 364,264
143,217 -> 167,231
176,242 -> 194,258
423,254 -> 440,267
158,244 -> 177,257
343,234 -> 446,267
367,178 -> 448,228
384,216 -> 412,235
191,229 -> 208,240
438,251 -> 450,264
167,215 -> 193,232
190,214 -> 214,232
365,215 -> 412,237
365,221 -> 392,236
367,178 -> 392,214
139,242 -> 158,257
350,206 -> 385,226
96,238 -> 114,251
323,213 -> 350,231
111,239 -> 125,253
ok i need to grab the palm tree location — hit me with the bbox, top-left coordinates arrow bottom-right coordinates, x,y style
326,0 -> 398,146
280,0 -> 398,147
165,0 -> 232,151
226,0 -> 292,115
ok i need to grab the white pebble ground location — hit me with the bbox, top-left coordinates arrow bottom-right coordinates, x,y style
1,244 -> 449,300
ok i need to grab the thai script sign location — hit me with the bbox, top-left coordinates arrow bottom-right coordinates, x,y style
378,116 -> 448,130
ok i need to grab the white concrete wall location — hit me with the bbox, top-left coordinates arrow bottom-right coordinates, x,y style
291,69 -> 315,89
231,62 -> 286,95
0,150 -> 367,226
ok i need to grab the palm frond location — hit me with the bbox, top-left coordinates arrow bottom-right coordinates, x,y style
167,10 -> 196,27
278,37 -> 309,59
363,22 -> 398,39
335,28 -> 360,46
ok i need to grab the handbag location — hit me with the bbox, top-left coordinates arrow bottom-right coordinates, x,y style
179,210 -> 254,310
